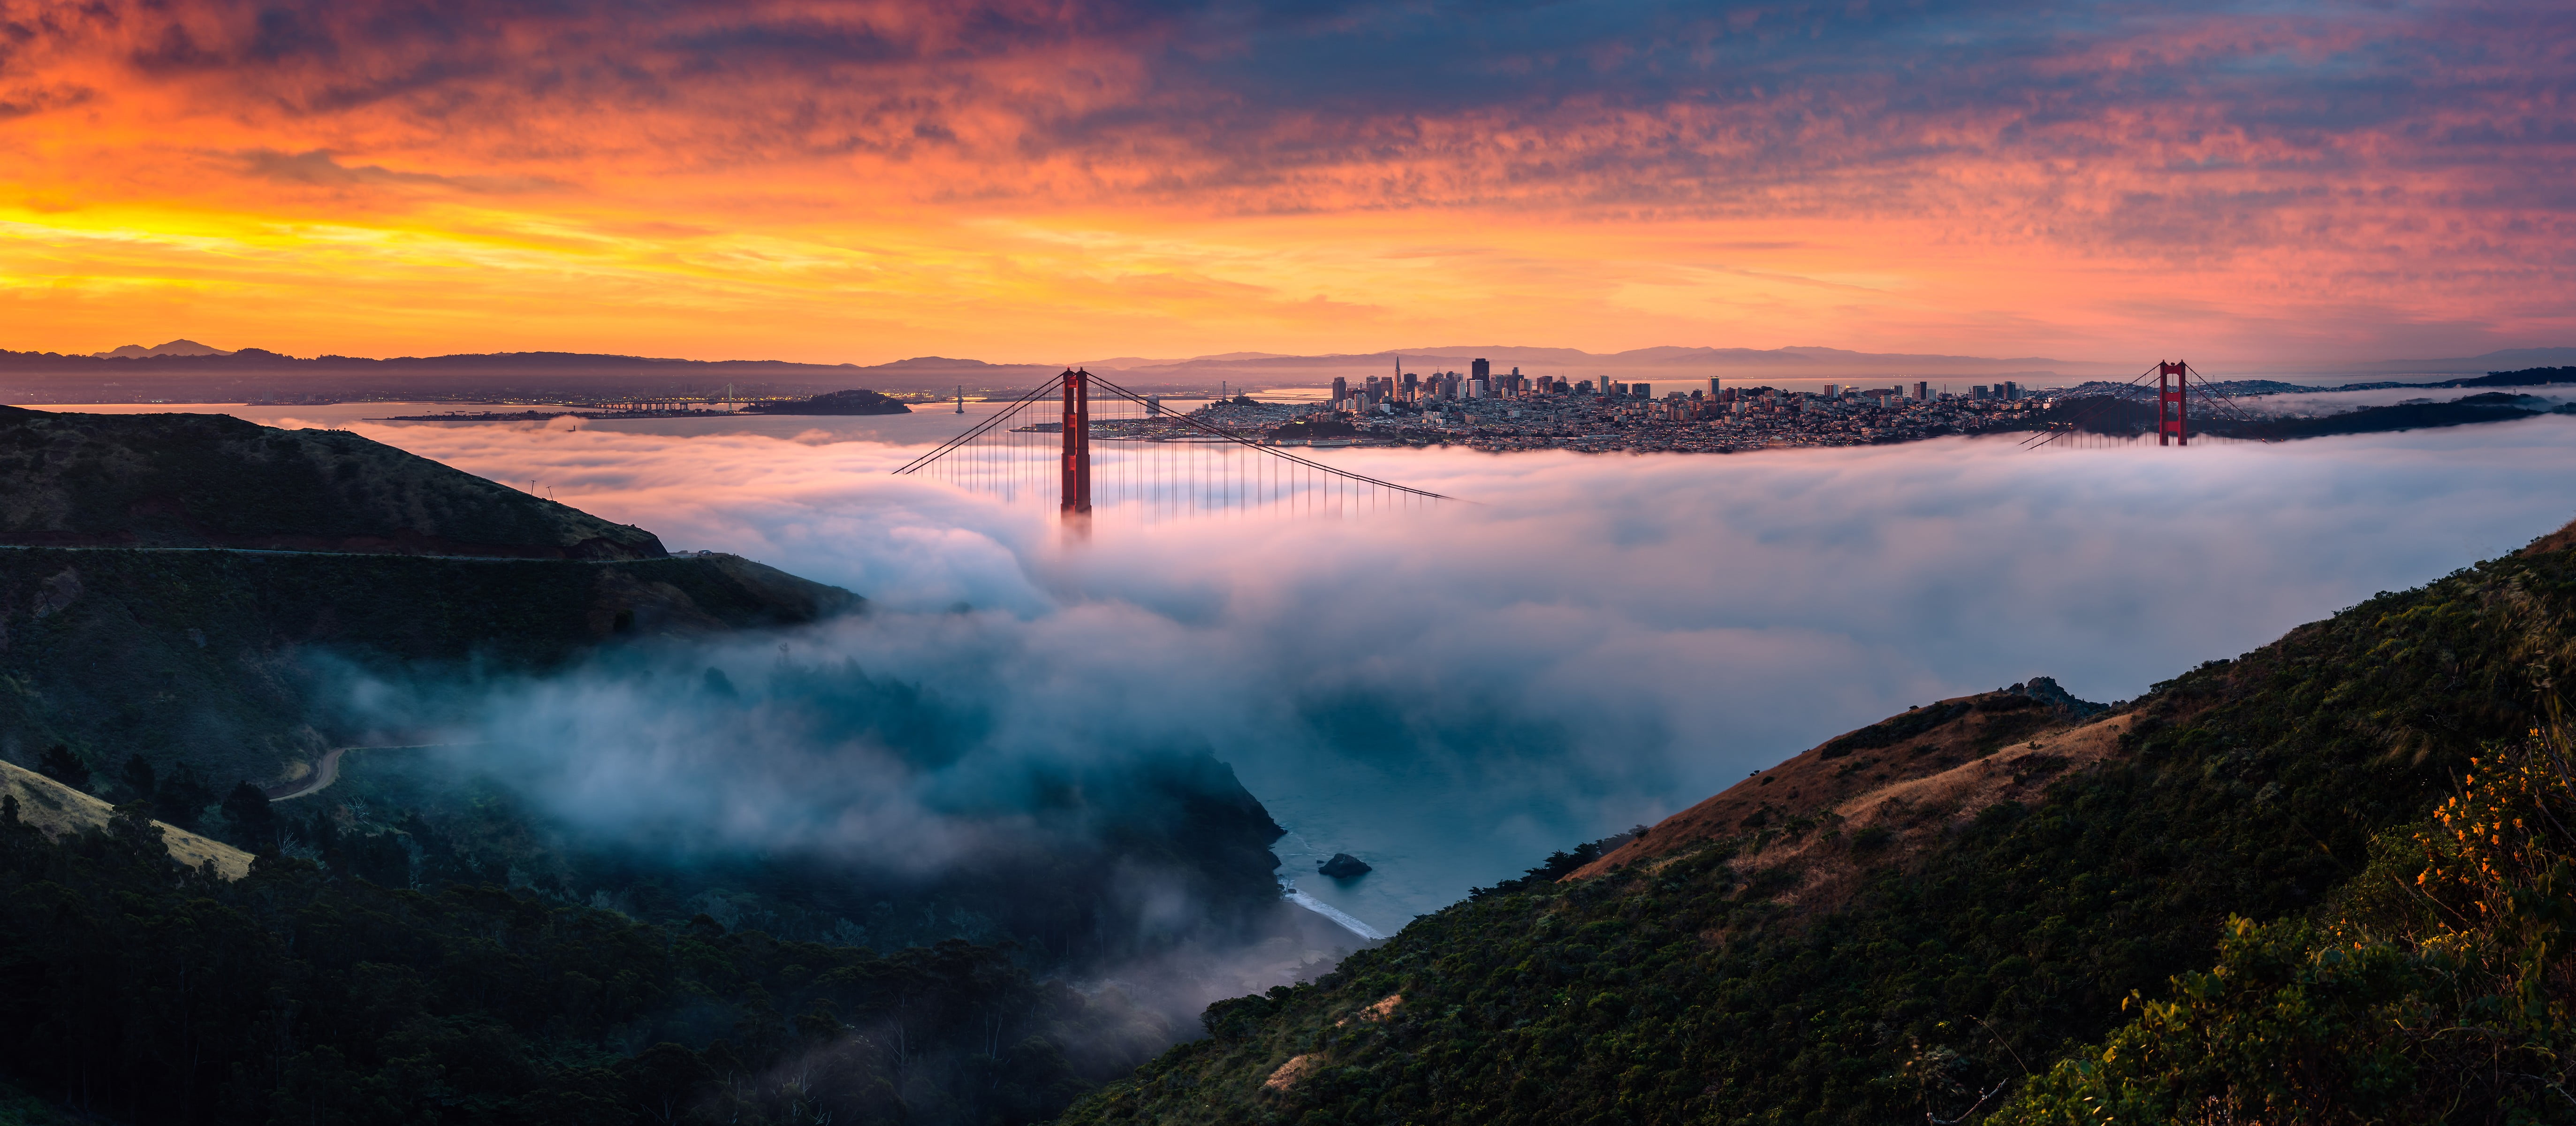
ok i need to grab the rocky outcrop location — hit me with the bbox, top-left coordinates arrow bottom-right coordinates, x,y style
2019,674 -> 2108,719
1318,853 -> 1372,878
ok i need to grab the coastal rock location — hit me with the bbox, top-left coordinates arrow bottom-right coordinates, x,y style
1318,852 -> 1372,878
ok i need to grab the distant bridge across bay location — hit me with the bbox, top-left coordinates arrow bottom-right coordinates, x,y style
893,368 -> 1456,522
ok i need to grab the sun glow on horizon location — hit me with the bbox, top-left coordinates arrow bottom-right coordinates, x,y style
4,0 -> 2573,364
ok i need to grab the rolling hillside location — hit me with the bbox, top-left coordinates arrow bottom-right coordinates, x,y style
0,547 -> 858,790
1059,514 -> 2576,1124
0,759 -> 249,877
0,407 -> 664,557
0,410 -> 1323,1126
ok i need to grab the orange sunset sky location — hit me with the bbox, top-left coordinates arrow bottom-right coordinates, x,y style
2,0 -> 2571,365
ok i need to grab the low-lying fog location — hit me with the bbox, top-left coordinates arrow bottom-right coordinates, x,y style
92,403 -> 2576,933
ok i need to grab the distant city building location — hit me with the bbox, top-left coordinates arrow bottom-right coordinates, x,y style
2002,380 -> 2021,400
1633,383 -> 1651,399
1822,383 -> 1839,397
1708,377 -> 1721,398
1913,381 -> 1929,400
1472,358 -> 1491,380
1331,376 -> 1348,403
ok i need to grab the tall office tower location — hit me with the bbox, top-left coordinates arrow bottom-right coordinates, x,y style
2003,380 -> 2020,400
1913,381 -> 1929,400
1401,372 -> 1419,393
1972,385 -> 1990,400
1331,376 -> 1348,404
1709,377 -> 1721,398
1822,383 -> 1840,397
1472,358 -> 1491,380
1634,383 -> 1651,399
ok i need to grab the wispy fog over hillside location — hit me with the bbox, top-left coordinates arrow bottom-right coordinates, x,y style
271,411 -> 2576,928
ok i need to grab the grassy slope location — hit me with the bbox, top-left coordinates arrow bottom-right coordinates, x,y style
0,548 -> 858,790
0,760 -> 248,877
1058,524 -> 2576,1125
0,409 -> 662,558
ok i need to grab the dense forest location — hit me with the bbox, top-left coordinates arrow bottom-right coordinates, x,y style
1059,522 -> 2576,1124
0,792 -> 1173,1125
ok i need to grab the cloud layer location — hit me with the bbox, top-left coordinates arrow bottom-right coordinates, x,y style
4,0 -> 2575,362
283,412 -> 2576,928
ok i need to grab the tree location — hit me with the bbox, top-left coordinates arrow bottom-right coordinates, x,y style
118,755 -> 157,804
219,782 -> 279,854
34,744 -> 89,791
151,762 -> 216,830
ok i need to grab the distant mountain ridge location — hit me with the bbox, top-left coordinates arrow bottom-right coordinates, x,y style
6,342 -> 2570,401
91,338 -> 233,358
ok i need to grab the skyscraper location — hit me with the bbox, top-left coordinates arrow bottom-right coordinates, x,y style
1471,358 -> 1491,380
1331,375 -> 1347,403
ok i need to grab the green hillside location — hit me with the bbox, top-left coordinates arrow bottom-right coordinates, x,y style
1058,518 -> 2576,1125
0,411 -> 1322,1126
0,547 -> 855,789
0,407 -> 663,557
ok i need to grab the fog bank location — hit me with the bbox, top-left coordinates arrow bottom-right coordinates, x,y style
287,410 -> 2576,930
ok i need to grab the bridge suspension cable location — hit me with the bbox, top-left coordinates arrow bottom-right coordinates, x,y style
892,368 -> 1459,521
2021,360 -> 2262,449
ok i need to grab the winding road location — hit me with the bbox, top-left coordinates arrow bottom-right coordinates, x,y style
263,745 -> 466,802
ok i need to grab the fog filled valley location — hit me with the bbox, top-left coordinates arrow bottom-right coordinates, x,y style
5,402 -> 2576,1123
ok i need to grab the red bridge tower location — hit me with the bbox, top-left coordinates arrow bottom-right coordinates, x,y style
1059,369 -> 1092,517
2157,360 -> 2188,447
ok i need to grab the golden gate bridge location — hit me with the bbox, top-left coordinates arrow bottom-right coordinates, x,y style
893,368 -> 1457,522
2022,360 -> 2260,449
